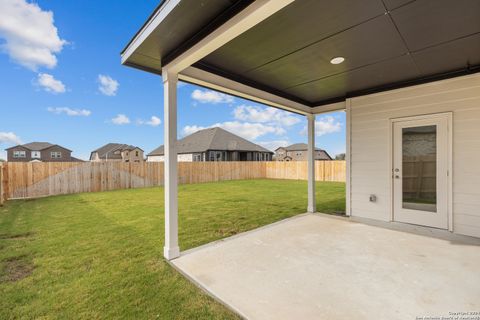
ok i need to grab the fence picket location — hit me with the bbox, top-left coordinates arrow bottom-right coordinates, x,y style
2,161 -> 345,199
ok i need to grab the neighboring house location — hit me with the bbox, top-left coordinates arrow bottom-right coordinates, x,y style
147,127 -> 273,162
275,143 -> 331,161
90,143 -> 144,162
5,142 -> 80,162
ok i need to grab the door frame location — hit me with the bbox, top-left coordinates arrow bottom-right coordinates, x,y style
388,112 -> 453,231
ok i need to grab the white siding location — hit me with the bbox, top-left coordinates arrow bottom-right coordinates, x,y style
147,155 -> 164,162
147,154 -> 193,162
178,154 -> 193,162
350,73 -> 480,237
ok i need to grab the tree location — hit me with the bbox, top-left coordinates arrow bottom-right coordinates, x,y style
335,153 -> 345,160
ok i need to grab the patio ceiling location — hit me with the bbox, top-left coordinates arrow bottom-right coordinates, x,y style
122,0 -> 480,110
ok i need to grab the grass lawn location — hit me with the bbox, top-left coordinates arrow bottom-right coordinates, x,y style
0,179 -> 345,319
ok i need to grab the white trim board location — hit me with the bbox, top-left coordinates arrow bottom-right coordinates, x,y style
165,0 -> 295,74
179,66 -> 311,115
121,0 -> 181,64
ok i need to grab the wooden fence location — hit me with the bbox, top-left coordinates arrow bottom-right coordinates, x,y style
402,155 -> 436,201
0,163 -> 6,205
0,161 -> 346,200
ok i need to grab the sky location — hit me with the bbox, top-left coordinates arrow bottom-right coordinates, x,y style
0,0 -> 346,161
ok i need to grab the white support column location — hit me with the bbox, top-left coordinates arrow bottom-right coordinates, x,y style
163,70 -> 180,260
307,114 -> 316,213
345,99 -> 352,216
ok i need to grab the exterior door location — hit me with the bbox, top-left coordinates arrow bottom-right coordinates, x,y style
392,114 -> 450,229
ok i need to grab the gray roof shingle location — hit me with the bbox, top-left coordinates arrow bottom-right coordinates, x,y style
148,127 -> 273,156
277,143 -> 324,151
5,142 -> 72,152
91,143 -> 143,160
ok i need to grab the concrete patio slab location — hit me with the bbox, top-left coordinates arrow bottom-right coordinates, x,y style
172,214 -> 480,320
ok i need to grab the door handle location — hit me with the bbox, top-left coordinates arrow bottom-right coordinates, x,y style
395,175 -> 400,179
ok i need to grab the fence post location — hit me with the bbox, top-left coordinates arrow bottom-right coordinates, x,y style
0,163 -> 4,205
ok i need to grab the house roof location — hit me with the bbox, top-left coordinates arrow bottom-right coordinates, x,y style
148,127 -> 273,156
276,143 -> 323,152
5,142 -> 72,152
122,0 -> 480,111
91,143 -> 143,160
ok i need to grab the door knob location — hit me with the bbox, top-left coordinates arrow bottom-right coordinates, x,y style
395,175 -> 400,179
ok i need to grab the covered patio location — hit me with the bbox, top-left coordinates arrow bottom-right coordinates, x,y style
172,214 -> 480,319
121,0 -> 480,317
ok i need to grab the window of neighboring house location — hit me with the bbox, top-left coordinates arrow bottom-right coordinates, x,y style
135,151 -> 139,157
31,151 -> 41,158
215,151 -> 222,161
193,154 -> 202,162
296,152 -> 302,156
50,151 -> 62,159
13,150 -> 26,158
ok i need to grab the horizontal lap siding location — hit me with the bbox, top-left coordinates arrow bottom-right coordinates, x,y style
350,73 -> 480,237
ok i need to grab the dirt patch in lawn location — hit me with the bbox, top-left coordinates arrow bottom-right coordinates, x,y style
0,232 -> 34,240
0,255 -> 34,282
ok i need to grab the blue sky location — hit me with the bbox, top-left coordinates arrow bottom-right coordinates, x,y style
0,0 -> 345,160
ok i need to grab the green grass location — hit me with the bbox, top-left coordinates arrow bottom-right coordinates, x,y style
0,179 -> 345,319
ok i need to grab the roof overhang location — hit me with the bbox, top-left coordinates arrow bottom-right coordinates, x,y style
122,0 -> 480,115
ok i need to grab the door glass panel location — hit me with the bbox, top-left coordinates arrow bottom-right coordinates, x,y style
402,125 -> 437,212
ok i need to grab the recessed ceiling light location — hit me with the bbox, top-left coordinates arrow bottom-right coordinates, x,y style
330,57 -> 345,65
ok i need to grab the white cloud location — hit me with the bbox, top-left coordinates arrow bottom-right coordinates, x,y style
182,125 -> 207,136
47,107 -> 91,117
177,81 -> 187,89
0,0 -> 67,70
233,105 -> 300,126
0,131 -> 22,145
98,74 -> 119,96
191,89 -> 234,104
301,116 -> 342,136
145,116 -> 161,127
111,114 -> 130,125
137,116 -> 161,127
36,73 -> 66,93
182,121 -> 285,141
256,140 -> 290,152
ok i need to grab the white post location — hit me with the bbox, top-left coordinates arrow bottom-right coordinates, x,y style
307,114 -> 316,213
163,70 -> 180,260
345,99 -> 352,216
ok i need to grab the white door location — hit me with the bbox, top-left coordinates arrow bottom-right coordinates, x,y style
392,114 -> 450,229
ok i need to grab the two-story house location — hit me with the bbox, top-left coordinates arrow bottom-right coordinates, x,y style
90,143 -> 144,162
5,142 -> 80,162
275,143 -> 332,161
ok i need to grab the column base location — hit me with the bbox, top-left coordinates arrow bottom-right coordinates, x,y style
307,205 -> 317,214
164,246 -> 180,260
